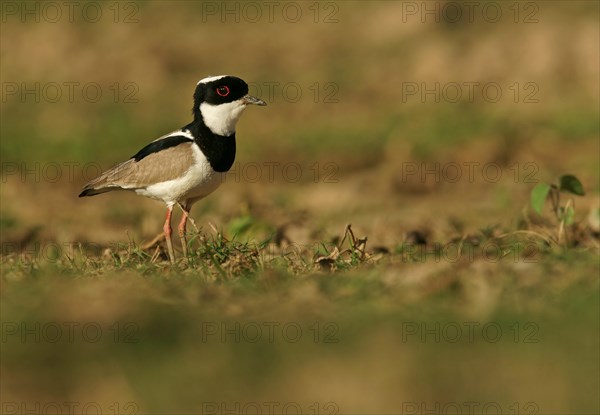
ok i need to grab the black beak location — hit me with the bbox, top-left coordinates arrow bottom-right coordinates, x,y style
242,94 -> 267,106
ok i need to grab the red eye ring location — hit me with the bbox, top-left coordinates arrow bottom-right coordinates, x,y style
216,86 -> 230,97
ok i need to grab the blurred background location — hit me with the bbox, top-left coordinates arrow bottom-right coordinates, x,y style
1,1 -> 599,414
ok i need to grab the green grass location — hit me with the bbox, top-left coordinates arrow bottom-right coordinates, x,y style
2,237 -> 598,412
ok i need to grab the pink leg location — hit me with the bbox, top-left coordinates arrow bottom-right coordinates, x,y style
178,202 -> 190,258
163,206 -> 175,263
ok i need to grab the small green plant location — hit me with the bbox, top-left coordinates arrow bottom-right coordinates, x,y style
530,174 -> 586,245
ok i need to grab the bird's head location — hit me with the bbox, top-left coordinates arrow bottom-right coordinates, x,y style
193,75 -> 266,137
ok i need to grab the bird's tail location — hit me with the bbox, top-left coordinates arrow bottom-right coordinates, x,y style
78,186 -> 120,197
78,159 -> 134,197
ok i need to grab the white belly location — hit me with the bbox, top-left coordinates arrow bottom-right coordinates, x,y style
135,144 -> 226,206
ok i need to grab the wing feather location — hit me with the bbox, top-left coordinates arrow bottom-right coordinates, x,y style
79,141 -> 195,197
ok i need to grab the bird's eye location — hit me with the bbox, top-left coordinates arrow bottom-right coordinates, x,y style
216,86 -> 230,97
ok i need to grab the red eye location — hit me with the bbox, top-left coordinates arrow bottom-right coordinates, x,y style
216,86 -> 230,97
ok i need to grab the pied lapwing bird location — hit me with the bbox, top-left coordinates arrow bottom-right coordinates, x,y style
79,75 -> 266,263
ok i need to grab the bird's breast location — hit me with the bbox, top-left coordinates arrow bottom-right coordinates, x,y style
136,143 -> 226,205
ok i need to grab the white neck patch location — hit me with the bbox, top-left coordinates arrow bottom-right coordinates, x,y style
200,100 -> 247,136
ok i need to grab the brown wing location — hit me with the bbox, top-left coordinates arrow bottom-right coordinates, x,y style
79,142 -> 195,197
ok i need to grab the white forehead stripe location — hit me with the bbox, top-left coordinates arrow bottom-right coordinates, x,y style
197,75 -> 229,85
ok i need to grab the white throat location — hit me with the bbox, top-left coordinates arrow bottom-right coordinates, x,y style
199,101 -> 246,136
